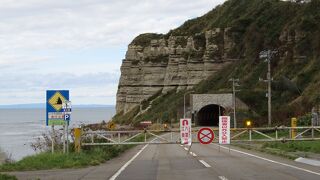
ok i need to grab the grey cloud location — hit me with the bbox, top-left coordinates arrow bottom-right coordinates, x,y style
0,0 -> 225,51
0,72 -> 119,90
0,0 -> 226,104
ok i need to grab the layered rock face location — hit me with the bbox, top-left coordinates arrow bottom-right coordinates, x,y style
116,28 -> 238,114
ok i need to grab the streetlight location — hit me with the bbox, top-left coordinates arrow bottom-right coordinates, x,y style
229,78 -> 240,128
259,50 -> 277,127
184,91 -> 195,118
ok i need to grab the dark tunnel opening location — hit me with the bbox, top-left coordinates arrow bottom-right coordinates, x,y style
196,104 -> 225,126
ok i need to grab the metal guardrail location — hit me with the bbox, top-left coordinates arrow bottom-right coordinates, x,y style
81,130 -> 180,146
80,126 -> 320,146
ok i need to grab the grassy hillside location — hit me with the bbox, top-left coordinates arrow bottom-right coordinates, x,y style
115,0 -> 320,127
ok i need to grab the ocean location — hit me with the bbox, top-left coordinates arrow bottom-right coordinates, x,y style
0,107 -> 115,160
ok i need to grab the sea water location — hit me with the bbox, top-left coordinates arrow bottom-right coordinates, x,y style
0,107 -> 115,160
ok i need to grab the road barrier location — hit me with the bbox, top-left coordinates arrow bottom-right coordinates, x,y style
77,126 -> 320,147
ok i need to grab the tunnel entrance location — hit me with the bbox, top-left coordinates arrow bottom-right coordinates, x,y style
196,104 -> 225,126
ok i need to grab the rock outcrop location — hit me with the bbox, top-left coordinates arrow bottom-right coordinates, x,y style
116,28 -> 238,114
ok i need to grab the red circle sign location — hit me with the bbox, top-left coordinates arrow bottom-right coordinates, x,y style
197,128 -> 215,144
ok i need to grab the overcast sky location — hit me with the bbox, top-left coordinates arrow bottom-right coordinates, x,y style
0,0 -> 226,105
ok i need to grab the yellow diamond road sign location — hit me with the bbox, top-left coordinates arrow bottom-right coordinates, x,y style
48,91 -> 66,111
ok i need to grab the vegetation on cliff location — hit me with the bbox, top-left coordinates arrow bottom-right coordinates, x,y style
115,0 -> 320,126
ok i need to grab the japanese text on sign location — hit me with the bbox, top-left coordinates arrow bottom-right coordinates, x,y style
180,118 -> 191,145
219,116 -> 230,144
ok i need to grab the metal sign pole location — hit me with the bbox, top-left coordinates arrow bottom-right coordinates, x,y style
188,142 -> 193,154
63,124 -> 66,154
51,125 -> 55,154
67,122 -> 69,154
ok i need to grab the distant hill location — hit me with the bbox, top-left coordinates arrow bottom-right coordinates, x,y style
114,0 -> 320,126
0,103 -> 115,109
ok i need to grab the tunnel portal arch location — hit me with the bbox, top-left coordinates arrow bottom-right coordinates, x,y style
197,104 -> 225,126
192,94 -> 233,127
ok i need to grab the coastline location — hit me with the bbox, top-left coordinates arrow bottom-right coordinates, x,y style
0,107 -> 115,160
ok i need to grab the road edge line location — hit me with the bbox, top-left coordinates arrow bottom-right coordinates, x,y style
109,144 -> 149,180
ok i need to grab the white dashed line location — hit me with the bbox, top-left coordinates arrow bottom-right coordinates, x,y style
218,176 -> 228,180
184,147 -> 188,151
199,160 -> 211,168
189,152 -> 197,157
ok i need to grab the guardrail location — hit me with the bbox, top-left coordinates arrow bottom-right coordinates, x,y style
80,126 -> 320,146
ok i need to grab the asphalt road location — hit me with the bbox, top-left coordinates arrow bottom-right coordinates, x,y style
8,133 -> 320,180
113,133 -> 320,180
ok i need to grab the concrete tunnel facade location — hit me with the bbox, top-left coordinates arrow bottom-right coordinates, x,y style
191,94 -> 232,127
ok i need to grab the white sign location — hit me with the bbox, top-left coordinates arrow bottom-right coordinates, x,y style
180,118 -> 191,145
219,116 -> 230,144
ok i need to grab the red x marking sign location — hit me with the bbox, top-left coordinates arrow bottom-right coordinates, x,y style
197,128 -> 215,144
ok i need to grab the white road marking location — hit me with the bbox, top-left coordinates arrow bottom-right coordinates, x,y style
295,157 -> 320,167
109,144 -> 149,180
218,176 -> 228,180
199,160 -> 211,168
189,152 -> 197,157
184,147 -> 188,151
180,144 -> 183,147
217,145 -> 320,176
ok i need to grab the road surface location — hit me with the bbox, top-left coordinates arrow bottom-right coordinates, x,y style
8,133 -> 320,180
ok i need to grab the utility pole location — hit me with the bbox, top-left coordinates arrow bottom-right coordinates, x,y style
259,50 -> 277,127
184,91 -> 195,118
229,78 -> 240,128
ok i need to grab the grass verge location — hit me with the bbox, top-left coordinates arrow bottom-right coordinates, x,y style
0,134 -> 150,172
0,145 -> 132,172
234,140 -> 320,160
0,173 -> 17,180
262,141 -> 320,154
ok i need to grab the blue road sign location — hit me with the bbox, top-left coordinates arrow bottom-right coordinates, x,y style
64,114 -> 71,121
46,90 -> 69,126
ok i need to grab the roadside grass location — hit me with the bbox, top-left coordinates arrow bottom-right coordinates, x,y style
262,141 -> 320,154
0,135 -> 147,172
0,173 -> 17,180
0,145 -> 131,172
234,140 -> 320,160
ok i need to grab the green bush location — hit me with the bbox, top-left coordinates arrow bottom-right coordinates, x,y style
130,33 -> 163,46
0,144 -> 134,171
0,173 -> 17,180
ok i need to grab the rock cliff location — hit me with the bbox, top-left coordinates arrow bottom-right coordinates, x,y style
116,28 -> 238,113
114,0 -> 320,124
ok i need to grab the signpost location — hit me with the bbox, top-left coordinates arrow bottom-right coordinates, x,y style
46,90 -> 70,154
197,128 -> 215,144
62,100 -> 72,154
46,90 -> 69,126
107,122 -> 116,130
180,118 -> 191,145
219,116 -> 230,145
